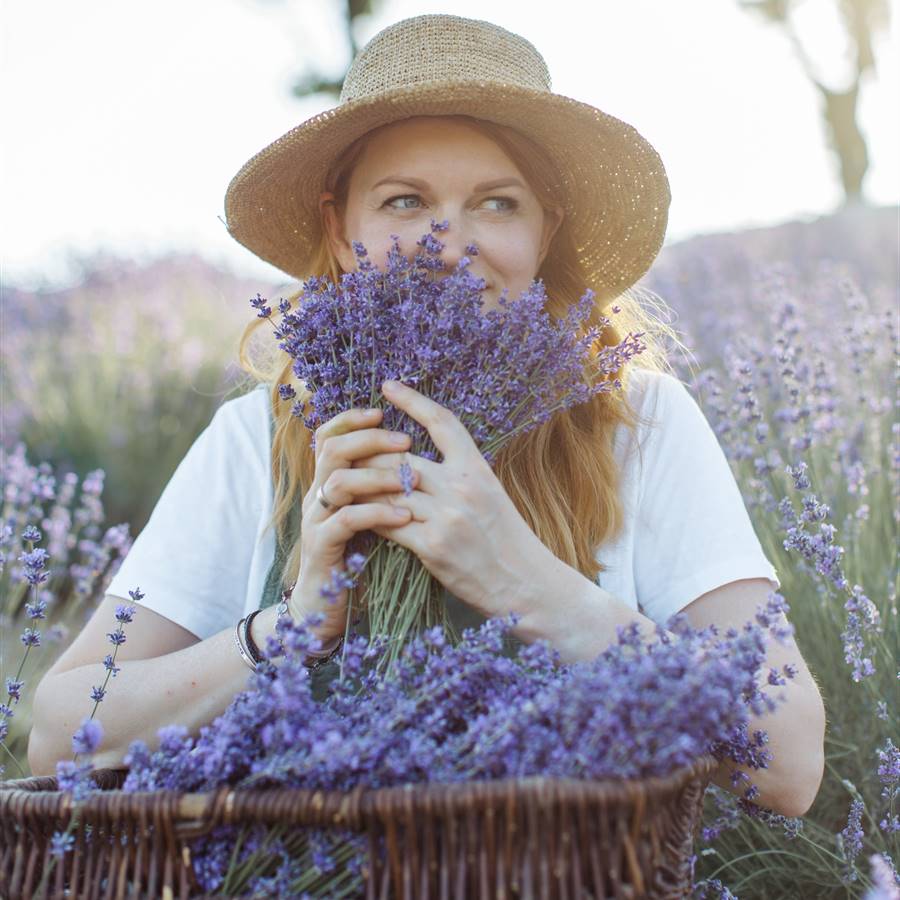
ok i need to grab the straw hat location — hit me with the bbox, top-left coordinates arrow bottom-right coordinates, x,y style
223,13 -> 671,302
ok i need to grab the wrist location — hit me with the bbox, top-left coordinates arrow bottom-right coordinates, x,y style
289,587 -> 347,645
504,553 -> 595,658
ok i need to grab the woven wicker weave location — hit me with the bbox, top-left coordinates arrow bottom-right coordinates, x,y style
1,754 -> 716,899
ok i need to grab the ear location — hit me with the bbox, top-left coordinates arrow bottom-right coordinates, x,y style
319,191 -> 355,272
538,205 -> 565,267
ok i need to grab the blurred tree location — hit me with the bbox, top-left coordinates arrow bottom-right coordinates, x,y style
254,0 -> 381,100
737,0 -> 891,206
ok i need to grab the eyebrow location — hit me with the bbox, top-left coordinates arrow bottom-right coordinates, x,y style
370,176 -> 526,192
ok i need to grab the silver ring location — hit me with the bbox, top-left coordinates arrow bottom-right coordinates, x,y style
316,483 -> 334,510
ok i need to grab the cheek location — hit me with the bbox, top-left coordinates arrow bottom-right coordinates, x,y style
493,230 -> 543,276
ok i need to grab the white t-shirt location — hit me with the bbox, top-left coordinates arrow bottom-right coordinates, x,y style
106,370 -> 780,640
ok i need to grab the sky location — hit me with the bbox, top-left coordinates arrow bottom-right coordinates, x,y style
1,0 -> 897,291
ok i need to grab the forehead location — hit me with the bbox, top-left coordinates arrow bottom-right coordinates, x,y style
355,116 -> 517,175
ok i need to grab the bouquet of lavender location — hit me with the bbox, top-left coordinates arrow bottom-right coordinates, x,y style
252,219 -> 646,670
108,593 -> 797,896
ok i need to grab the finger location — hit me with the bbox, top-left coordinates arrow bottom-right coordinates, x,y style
369,515 -> 426,555
321,465 -> 420,509
314,407 -> 382,459
315,428 -> 412,494
381,380 -> 477,462
352,452 -> 438,495
317,499 -> 413,538
364,487 -> 433,523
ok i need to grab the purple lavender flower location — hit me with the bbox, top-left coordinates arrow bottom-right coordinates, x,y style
106,626 -> 127,646
256,221 -> 638,459
876,738 -> 899,790
862,853 -> 900,899
691,877 -> 739,899
71,717 -> 104,755
19,627 -> 40,648
49,830 -> 75,859
399,461 -> 414,496
18,547 -> 50,586
55,758 -> 95,803
345,552 -> 367,575
838,798 -> 866,884
103,653 -> 121,676
5,677 -> 23,703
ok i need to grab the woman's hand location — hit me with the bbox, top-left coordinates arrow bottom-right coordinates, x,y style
292,406 -> 418,640
362,379 -> 554,619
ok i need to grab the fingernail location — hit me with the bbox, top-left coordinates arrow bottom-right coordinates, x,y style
383,380 -> 402,391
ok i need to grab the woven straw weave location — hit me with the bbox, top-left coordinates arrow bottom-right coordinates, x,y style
0,755 -> 717,898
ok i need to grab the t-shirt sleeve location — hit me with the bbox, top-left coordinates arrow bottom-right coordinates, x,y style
105,394 -> 267,640
632,372 -> 780,628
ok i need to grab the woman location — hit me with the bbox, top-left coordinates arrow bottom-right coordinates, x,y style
29,14 -> 825,819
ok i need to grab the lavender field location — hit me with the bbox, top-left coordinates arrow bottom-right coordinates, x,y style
1,203 -> 897,898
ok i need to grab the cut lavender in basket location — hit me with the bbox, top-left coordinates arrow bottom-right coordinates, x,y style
117,592 -> 795,895
251,219 -> 646,671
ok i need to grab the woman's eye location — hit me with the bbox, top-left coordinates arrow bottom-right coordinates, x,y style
383,194 -> 423,210
483,196 -> 518,212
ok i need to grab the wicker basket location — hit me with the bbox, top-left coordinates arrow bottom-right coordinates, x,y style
1,754 -> 717,899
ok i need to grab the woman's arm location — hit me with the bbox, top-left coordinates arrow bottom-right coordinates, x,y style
512,561 -> 826,819
27,604 -> 333,776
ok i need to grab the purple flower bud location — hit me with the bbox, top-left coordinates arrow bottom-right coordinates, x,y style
346,552 -> 366,575
103,653 -> 121,677
106,627 -> 127,646
25,598 -> 47,620
55,760 -> 89,800
72,717 -> 104,755
115,604 -> 135,624
399,461 -> 414,496
49,831 -> 75,858
20,627 -> 40,648
5,677 -> 23,702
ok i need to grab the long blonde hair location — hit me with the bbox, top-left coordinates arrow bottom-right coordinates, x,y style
235,115 -> 689,596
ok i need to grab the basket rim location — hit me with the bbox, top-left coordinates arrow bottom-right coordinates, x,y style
0,752 -> 720,821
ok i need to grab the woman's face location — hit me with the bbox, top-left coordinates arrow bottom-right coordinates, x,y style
320,116 -> 563,312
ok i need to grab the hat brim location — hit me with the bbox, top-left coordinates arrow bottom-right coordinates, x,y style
224,81 -> 670,301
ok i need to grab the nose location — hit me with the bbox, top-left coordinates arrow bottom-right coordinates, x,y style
427,221 -> 477,276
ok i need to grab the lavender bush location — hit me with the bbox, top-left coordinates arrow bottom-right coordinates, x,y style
0,445 -> 133,778
252,219 -> 644,672
640,206 -> 898,897
0,251 -> 279,532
